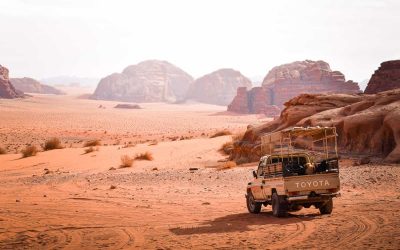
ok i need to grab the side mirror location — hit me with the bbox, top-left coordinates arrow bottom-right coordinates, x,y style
252,170 -> 257,178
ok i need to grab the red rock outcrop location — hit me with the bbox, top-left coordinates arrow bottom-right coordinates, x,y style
187,69 -> 252,105
228,87 -> 281,116
230,89 -> 400,163
364,60 -> 400,94
11,77 -> 64,95
0,65 -> 22,99
228,60 -> 360,115
91,60 -> 193,103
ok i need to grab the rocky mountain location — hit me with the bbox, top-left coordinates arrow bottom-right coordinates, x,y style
230,89 -> 400,163
0,65 -> 23,99
228,60 -> 361,116
91,60 -> 193,103
187,69 -> 252,105
364,60 -> 400,94
11,77 -> 64,95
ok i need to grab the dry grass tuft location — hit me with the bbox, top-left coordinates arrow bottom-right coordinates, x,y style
43,138 -> 63,151
210,130 -> 232,138
217,161 -> 237,170
0,147 -> 6,155
135,151 -> 154,161
84,139 -> 101,147
84,147 -> 96,154
21,145 -> 38,158
120,155 -> 134,168
219,141 -> 233,155
232,132 -> 245,143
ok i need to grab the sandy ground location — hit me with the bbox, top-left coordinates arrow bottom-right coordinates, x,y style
0,95 -> 264,153
0,95 -> 399,249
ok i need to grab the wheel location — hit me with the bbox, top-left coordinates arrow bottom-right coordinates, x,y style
272,192 -> 288,217
246,191 -> 262,214
319,198 -> 333,214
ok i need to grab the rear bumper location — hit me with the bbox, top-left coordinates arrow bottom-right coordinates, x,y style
287,192 -> 340,202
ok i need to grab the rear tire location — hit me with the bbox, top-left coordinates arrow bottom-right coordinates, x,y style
272,192 -> 288,217
246,191 -> 262,214
319,198 -> 333,214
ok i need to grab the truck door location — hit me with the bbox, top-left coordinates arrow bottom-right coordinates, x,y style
252,159 -> 267,200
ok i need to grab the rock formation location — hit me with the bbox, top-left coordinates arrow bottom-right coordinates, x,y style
0,65 -> 22,99
91,60 -> 193,103
228,60 -> 360,116
364,60 -> 400,94
114,104 -> 141,109
11,77 -> 64,95
230,89 -> 400,163
187,69 -> 252,105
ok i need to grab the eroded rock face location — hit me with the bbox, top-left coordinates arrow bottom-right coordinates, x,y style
0,65 -> 22,99
11,77 -> 64,95
187,69 -> 252,105
230,89 -> 400,163
364,60 -> 400,94
91,60 -> 193,103
228,60 -> 360,115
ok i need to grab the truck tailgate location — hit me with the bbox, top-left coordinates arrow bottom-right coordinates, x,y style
284,173 -> 340,192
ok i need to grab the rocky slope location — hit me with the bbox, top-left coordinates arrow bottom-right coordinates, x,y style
11,77 -> 64,95
187,69 -> 252,105
231,89 -> 400,163
364,60 -> 400,94
228,60 -> 360,116
0,65 -> 22,99
91,60 -> 193,103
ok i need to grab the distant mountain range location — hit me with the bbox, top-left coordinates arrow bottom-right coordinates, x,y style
41,76 -> 100,87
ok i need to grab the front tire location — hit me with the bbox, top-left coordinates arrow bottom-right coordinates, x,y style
319,198 -> 333,214
272,192 -> 288,217
246,191 -> 262,214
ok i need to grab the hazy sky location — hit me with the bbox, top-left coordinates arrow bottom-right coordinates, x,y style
1,0 -> 399,86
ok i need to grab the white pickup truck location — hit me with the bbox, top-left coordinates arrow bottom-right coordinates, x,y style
246,153 -> 341,217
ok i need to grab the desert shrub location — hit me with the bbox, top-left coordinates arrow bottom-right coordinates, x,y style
219,141 -> 233,155
210,130 -> 232,138
84,140 -> 101,147
84,147 -> 96,154
235,156 -> 249,165
232,132 -> 245,143
21,145 -> 38,158
217,161 -> 237,170
0,147 -> 6,155
135,151 -> 154,161
43,137 -> 63,151
120,155 -> 134,168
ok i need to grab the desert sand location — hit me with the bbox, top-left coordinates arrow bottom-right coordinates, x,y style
0,95 -> 399,249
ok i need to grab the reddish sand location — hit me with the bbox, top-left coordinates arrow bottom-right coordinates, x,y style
0,95 -> 399,249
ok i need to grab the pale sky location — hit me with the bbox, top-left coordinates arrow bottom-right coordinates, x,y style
1,0 -> 399,87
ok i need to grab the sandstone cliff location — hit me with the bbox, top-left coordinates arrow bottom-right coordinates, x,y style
364,60 -> 400,94
228,60 -> 360,116
187,69 -> 252,105
231,89 -> 400,163
11,77 -> 64,95
0,65 -> 22,99
91,60 -> 193,103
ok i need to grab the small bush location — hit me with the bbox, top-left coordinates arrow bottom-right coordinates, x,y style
0,147 -> 6,155
219,141 -> 233,155
235,157 -> 249,165
84,140 -> 101,147
135,151 -> 154,161
217,161 -> 237,170
84,147 -> 96,154
43,138 -> 63,151
120,155 -> 134,168
232,132 -> 245,143
210,130 -> 232,138
21,145 -> 38,158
